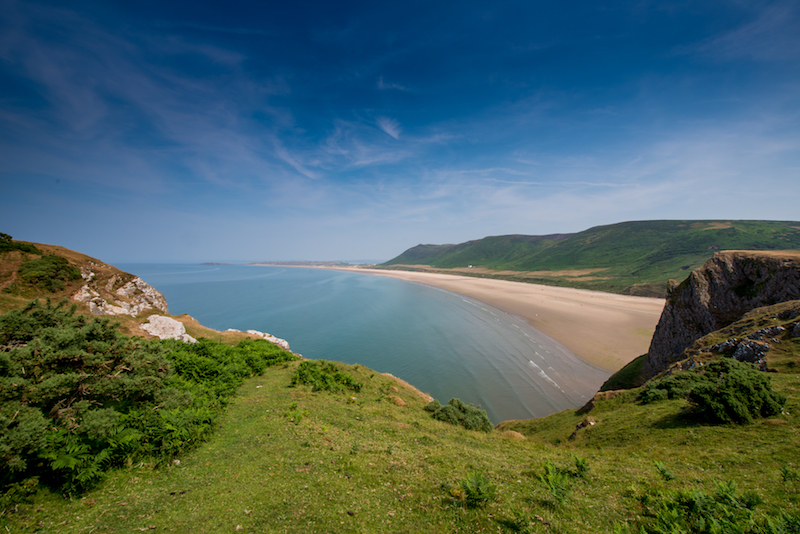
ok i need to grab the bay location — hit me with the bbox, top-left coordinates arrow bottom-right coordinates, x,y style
120,263 -> 610,424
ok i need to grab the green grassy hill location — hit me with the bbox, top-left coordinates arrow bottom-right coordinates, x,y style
382,220 -> 800,296
4,236 -> 800,532
4,300 -> 800,533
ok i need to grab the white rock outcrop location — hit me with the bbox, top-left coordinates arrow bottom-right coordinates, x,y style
226,328 -> 290,350
73,276 -> 168,316
140,315 -> 197,343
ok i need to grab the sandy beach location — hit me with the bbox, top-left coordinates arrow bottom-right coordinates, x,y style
339,268 -> 665,372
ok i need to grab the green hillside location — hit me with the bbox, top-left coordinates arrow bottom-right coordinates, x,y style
4,300 -> 800,533
382,220 -> 800,296
4,236 -> 800,532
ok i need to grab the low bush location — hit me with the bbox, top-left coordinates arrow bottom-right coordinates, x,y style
539,460 -> 573,504
290,360 -> 362,393
781,465 -> 799,484
459,472 -> 496,508
0,233 -> 40,254
573,455 -> 590,478
424,398 -> 493,432
687,359 -> 786,424
638,358 -> 786,424
654,461 -> 676,482
17,255 -> 81,292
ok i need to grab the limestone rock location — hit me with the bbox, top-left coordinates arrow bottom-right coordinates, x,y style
644,251 -> 800,379
747,325 -> 785,341
140,315 -> 197,343
73,274 -> 168,317
732,340 -> 769,366
226,328 -> 290,350
246,329 -> 290,350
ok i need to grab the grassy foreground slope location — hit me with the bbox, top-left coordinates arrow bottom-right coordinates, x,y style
5,327 -> 800,532
381,220 -> 800,296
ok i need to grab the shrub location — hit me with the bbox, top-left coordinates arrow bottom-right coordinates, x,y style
654,461 -> 675,482
638,371 -> 705,404
424,399 -> 442,412
0,233 -> 40,254
458,472 -> 496,508
425,398 -> 493,432
573,455 -> 590,478
686,359 -> 786,424
638,358 -> 786,424
17,255 -> 81,292
781,465 -> 799,484
539,460 -> 572,504
290,360 -> 362,393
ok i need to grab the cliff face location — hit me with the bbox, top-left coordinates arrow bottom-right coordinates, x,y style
72,267 -> 169,316
643,251 -> 800,378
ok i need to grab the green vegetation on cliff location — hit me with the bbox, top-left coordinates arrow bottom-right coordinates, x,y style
0,233 -> 39,255
0,299 -> 297,498
382,220 -> 800,296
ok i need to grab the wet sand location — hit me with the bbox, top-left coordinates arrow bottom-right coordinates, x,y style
338,268 -> 665,372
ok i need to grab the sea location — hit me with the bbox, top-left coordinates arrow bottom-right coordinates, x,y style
119,263 -> 611,424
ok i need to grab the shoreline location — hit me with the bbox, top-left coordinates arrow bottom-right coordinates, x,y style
285,266 -> 665,372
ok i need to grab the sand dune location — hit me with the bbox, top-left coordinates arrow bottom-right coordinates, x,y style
341,268 -> 665,372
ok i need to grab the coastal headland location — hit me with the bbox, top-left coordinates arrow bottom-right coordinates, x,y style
256,264 -> 666,372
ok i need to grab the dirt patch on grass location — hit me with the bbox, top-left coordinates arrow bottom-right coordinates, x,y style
697,221 -> 733,230
450,267 -> 609,278
721,250 -> 800,261
383,373 -> 434,402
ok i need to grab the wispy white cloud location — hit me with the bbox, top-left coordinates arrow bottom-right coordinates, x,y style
486,178 -> 631,188
156,21 -> 276,37
377,76 -> 408,91
0,0 -> 318,195
680,2 -> 800,62
376,116 -> 402,139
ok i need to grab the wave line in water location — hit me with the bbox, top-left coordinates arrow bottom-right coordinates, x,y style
528,360 -> 565,393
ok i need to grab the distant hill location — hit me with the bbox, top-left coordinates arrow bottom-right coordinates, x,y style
381,220 -> 800,296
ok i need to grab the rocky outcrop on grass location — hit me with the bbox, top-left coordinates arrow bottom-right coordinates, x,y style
72,268 -> 168,316
140,314 -> 197,343
225,328 -> 290,350
644,251 -> 800,379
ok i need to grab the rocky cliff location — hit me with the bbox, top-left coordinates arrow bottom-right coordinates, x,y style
643,250 -> 800,379
72,266 -> 169,316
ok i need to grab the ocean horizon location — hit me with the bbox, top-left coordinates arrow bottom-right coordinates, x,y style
120,263 -> 611,424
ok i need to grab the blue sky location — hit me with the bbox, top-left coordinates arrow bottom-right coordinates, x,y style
1,0 -> 798,262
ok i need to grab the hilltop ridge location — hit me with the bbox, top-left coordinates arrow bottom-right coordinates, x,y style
382,220 -> 800,296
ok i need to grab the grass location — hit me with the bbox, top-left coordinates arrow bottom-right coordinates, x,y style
4,351 -> 800,533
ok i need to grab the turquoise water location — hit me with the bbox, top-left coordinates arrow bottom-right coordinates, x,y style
120,264 -> 610,424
